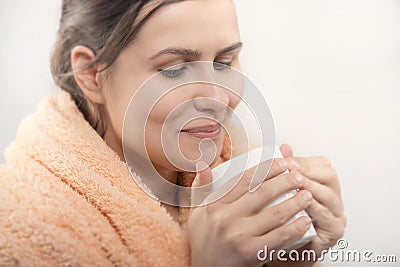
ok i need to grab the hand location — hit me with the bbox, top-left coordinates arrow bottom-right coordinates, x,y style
280,144 -> 346,258
188,159 -> 314,267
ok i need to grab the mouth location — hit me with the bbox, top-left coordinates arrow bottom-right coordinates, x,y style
180,123 -> 222,139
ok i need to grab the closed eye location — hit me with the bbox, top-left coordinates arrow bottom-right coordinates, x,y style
213,61 -> 232,70
159,65 -> 187,79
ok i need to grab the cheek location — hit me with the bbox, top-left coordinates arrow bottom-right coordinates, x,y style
233,86 -> 244,108
144,121 -> 172,168
103,66 -> 151,141
230,93 -> 241,110
143,95 -> 182,168
104,91 -> 131,141
105,44 -> 170,140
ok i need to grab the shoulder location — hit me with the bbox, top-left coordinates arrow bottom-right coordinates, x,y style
0,163 -> 134,266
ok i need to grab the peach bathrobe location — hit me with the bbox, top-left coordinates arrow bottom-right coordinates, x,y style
0,91 -> 236,266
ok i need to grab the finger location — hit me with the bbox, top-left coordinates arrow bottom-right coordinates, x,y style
219,158 -> 288,204
251,216 -> 313,252
285,156 -> 340,192
280,143 -> 293,158
301,177 -> 344,217
233,170 -> 305,215
248,190 -> 313,236
191,161 -> 214,207
306,199 -> 345,247
306,199 -> 342,233
194,161 -> 212,186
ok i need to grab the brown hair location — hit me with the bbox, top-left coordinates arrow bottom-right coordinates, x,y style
50,0 -> 181,137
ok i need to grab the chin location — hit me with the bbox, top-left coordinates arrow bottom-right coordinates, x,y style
178,134 -> 224,163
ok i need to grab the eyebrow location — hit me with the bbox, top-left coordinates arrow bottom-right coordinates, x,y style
216,42 -> 243,56
150,41 -> 243,60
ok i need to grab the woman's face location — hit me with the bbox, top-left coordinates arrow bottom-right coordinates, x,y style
103,0 -> 242,180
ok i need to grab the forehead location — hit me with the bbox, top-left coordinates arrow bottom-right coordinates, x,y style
135,0 -> 240,53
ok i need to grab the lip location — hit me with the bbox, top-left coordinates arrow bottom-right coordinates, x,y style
180,123 -> 222,139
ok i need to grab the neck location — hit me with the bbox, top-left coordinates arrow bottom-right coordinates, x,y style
103,127 -> 179,184
153,163 -> 179,185
103,127 -> 125,162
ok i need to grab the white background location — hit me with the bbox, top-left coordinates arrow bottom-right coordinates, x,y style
1,1 -> 399,266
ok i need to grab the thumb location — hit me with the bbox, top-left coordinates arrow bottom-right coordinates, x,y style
280,143 -> 294,158
193,161 -> 213,186
191,161 -> 213,207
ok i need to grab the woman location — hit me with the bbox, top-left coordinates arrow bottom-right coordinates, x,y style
0,0 -> 346,266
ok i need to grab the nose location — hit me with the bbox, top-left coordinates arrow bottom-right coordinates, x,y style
193,84 -> 230,114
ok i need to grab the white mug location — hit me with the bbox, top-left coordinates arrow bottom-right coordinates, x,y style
208,145 -> 317,250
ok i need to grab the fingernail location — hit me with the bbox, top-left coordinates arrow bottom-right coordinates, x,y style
196,161 -> 208,172
294,171 -> 304,184
302,191 -> 312,202
278,159 -> 288,169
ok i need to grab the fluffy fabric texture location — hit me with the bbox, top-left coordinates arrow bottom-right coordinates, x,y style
0,91 -> 238,266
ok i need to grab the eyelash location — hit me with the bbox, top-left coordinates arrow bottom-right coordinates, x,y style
159,60 -> 233,79
159,65 -> 188,79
